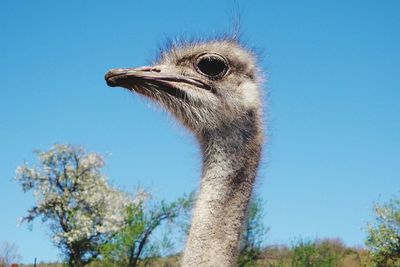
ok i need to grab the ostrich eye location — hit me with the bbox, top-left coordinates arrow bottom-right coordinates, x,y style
196,53 -> 228,78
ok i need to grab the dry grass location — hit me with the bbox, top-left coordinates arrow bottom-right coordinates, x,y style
20,239 -> 372,267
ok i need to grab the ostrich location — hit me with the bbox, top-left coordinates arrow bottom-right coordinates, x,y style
105,38 -> 264,266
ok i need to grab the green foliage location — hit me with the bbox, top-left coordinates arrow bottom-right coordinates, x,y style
238,196 -> 269,267
291,239 -> 317,267
101,192 -> 194,267
20,239 -> 372,267
262,239 -> 371,267
366,196 -> 400,267
290,239 -> 347,267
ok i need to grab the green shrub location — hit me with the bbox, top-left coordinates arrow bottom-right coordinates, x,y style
291,239 -> 341,267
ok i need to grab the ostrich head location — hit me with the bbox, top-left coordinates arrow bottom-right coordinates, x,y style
105,39 -> 265,266
105,40 -> 262,139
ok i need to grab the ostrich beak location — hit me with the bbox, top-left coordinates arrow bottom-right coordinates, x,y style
104,66 -> 209,97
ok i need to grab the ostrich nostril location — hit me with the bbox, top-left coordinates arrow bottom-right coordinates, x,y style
135,66 -> 162,73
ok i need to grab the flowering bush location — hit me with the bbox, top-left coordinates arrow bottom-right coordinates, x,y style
366,196 -> 400,267
15,144 -> 133,266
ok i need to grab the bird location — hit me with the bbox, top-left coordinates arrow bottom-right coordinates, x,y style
105,37 -> 264,267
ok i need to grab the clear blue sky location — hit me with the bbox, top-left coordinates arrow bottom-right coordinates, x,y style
1,0 -> 399,263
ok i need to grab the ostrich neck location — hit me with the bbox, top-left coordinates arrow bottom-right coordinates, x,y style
182,123 -> 263,267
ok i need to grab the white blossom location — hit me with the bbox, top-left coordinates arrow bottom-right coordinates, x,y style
366,196 -> 400,265
15,144 -> 143,264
